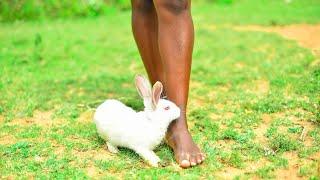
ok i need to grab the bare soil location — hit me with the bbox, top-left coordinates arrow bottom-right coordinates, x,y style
234,24 -> 320,51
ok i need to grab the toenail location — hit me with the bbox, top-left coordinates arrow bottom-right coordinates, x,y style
191,162 -> 196,166
197,159 -> 202,163
180,160 -> 190,168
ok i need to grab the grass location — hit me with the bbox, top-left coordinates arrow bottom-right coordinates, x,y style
195,0 -> 320,25
1,0 -> 320,179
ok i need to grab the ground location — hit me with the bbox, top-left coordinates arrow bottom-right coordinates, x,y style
0,0 -> 320,179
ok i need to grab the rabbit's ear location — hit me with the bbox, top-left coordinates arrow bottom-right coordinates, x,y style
135,75 -> 152,98
152,81 -> 163,108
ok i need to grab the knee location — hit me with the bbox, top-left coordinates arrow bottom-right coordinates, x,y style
131,0 -> 154,14
153,0 -> 190,15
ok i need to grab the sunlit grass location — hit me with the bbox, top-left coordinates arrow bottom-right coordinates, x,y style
0,1 -> 320,179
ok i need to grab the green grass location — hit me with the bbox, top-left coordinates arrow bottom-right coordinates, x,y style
195,0 -> 320,25
1,1 -> 320,179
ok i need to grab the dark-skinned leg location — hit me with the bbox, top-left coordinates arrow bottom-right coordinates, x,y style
131,0 -> 165,85
153,0 -> 205,168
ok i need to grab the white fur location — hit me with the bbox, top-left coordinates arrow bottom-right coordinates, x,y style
93,76 -> 180,167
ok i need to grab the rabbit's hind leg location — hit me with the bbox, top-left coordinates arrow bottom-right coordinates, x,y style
134,147 -> 160,167
106,142 -> 119,153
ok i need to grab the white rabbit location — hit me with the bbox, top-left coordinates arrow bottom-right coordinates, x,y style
93,75 -> 180,167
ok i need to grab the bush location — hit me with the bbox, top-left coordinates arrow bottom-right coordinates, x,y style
0,0 -> 235,22
0,0 -> 129,22
109,0 -> 130,10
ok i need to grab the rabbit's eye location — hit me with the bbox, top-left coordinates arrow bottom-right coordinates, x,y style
164,106 -> 170,110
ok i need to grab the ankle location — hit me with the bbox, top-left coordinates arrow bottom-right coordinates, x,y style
166,128 -> 191,143
168,121 -> 190,135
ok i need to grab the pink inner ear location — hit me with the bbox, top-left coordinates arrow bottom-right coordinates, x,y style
135,75 -> 151,98
152,81 -> 163,108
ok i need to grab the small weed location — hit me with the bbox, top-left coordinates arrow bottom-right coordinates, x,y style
269,134 -> 301,152
256,166 -> 275,178
288,126 -> 303,134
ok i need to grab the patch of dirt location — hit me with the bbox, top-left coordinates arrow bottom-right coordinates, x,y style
52,143 -> 66,155
274,152 -> 301,178
309,151 -> 320,161
66,87 -> 86,97
253,114 -> 273,144
215,151 -> 319,179
214,103 -> 225,110
68,147 -> 117,177
211,108 -> 318,178
86,165 -> 100,177
203,24 -> 217,31
280,108 -> 316,147
210,113 -> 221,121
215,139 -> 235,152
235,62 -> 245,69
71,148 -> 113,161
78,110 -> 94,124
8,110 -> 56,127
255,80 -> 270,95
189,80 -> 207,107
0,115 -> 4,124
215,84 -> 232,94
121,83 -> 131,88
215,166 -> 244,179
258,109 -> 316,146
234,24 -> 320,50
224,112 -> 235,119
245,158 -> 270,173
261,114 -> 273,123
254,109 -> 315,142
208,91 -> 218,101
0,134 -> 17,145
291,121 -> 315,147
188,97 -> 206,109
129,61 -> 139,72
242,79 -> 270,96
34,155 -> 45,163
210,112 -> 234,122
31,111 -> 54,125
215,158 -> 270,179
274,151 -> 320,178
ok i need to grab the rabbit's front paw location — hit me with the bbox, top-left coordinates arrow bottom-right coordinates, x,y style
148,155 -> 161,167
106,142 -> 119,154
148,158 -> 160,167
134,148 -> 160,167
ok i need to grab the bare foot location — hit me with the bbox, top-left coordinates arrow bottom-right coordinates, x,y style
166,115 -> 205,168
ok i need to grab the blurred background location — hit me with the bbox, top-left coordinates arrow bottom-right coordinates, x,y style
1,0 -> 319,24
0,0 -> 130,22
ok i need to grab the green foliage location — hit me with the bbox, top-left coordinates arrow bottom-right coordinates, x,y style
213,0 -> 234,5
0,0 -> 116,22
2,0 -> 320,23
229,151 -> 244,168
15,125 -> 42,138
0,0 -> 131,22
298,162 -> 319,178
195,0 -> 320,25
269,134 -> 301,152
256,166 -> 275,178
110,0 -> 131,10
287,126 -> 303,134
269,156 -> 288,168
4,141 -> 32,158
